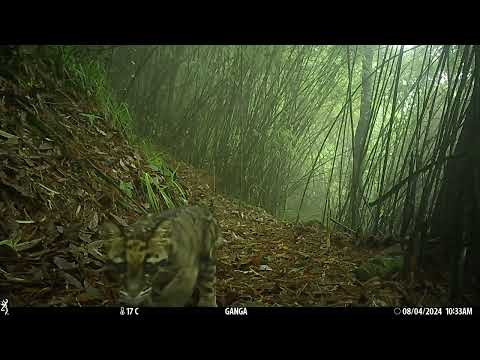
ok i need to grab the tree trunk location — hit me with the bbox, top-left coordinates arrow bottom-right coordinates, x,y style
350,45 -> 374,233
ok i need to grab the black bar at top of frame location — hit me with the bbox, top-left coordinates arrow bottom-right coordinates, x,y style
0,15 -> 478,44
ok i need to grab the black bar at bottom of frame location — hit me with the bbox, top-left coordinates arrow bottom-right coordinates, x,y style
1,307 -> 478,321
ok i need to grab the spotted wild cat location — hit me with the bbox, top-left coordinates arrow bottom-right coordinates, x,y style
103,206 -> 221,307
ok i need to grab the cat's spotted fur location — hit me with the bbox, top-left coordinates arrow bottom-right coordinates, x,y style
104,206 -> 221,307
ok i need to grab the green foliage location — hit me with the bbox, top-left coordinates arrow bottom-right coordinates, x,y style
52,46 -> 185,213
119,180 -> 134,198
141,141 -> 187,203
53,46 -> 134,140
141,172 -> 175,211
80,112 -> 102,127
142,172 -> 161,212
354,255 -> 404,281
56,46 -> 105,96
102,95 -> 134,140
0,231 -> 22,251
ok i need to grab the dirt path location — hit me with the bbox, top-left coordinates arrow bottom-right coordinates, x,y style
173,160 -> 444,307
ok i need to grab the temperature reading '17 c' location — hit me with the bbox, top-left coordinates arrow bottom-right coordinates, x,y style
120,307 -> 139,316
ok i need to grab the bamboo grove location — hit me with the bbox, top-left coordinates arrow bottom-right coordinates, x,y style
98,45 -> 479,300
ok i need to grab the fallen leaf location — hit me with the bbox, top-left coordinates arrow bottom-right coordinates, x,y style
60,271 -> 82,289
38,143 -> 53,150
88,212 -> 99,231
79,231 -> 92,242
16,237 -> 44,252
119,159 -> 129,172
0,129 -> 19,139
2,137 -> 19,145
34,164 -> 50,172
297,251 -> 310,258
231,231 -> 244,241
259,265 -> 273,271
95,127 -> 107,136
15,219 -> 35,224
37,182 -> 60,195
22,157 -> 35,167
53,256 -> 77,270
109,212 -> 128,227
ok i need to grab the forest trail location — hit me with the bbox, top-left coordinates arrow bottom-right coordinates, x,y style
0,52 -> 448,307
174,160 -> 446,306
